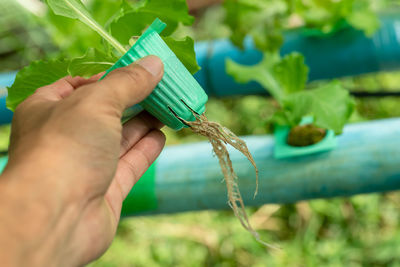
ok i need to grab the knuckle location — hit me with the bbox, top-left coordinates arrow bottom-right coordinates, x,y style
32,85 -> 48,95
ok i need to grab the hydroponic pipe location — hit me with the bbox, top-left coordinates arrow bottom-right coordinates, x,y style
120,118 -> 400,216
194,14 -> 400,96
0,119 -> 398,215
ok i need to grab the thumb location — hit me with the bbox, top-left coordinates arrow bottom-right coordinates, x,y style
87,55 -> 164,112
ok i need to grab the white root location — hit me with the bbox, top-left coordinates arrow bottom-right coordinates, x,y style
186,114 -> 279,249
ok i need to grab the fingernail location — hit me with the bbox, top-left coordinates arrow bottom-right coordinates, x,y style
135,55 -> 163,77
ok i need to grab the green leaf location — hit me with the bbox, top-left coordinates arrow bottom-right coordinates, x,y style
226,53 -> 283,102
46,0 -> 91,20
46,0 -> 126,54
226,52 -> 353,133
139,0 -> 193,25
295,0 -> 380,36
347,10 -> 380,37
269,110 -> 292,127
68,48 -> 117,77
110,0 -> 194,45
223,0 -> 259,49
163,36 -> 200,74
223,0 -> 287,51
43,10 -> 104,56
42,0 -> 126,56
110,12 -> 160,45
282,81 -> 355,133
226,52 -> 308,97
251,22 -> 284,53
273,52 -> 308,94
6,59 -> 70,111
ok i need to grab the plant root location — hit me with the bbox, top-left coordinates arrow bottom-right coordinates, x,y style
185,114 -> 279,250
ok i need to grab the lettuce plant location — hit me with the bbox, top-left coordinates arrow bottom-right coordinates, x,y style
227,52 -> 354,135
7,0 -> 200,111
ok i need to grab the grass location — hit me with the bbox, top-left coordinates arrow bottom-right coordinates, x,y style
90,193 -> 400,266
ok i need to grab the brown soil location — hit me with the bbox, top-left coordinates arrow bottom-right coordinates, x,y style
287,124 -> 326,147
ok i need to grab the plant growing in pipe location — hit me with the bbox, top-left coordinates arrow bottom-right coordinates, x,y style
226,52 -> 354,158
222,0 -> 379,158
223,0 -> 380,52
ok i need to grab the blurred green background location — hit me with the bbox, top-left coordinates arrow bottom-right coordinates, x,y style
3,0 -> 400,266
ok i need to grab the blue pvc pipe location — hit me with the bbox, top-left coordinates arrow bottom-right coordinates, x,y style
134,118 -> 400,215
0,118 -> 399,215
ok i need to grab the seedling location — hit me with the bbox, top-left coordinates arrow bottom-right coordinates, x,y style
227,52 -> 354,157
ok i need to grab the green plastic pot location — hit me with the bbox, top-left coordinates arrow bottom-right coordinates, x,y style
273,117 -> 337,159
103,18 -> 208,130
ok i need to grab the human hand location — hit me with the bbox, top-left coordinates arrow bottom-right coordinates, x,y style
0,56 -> 165,266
